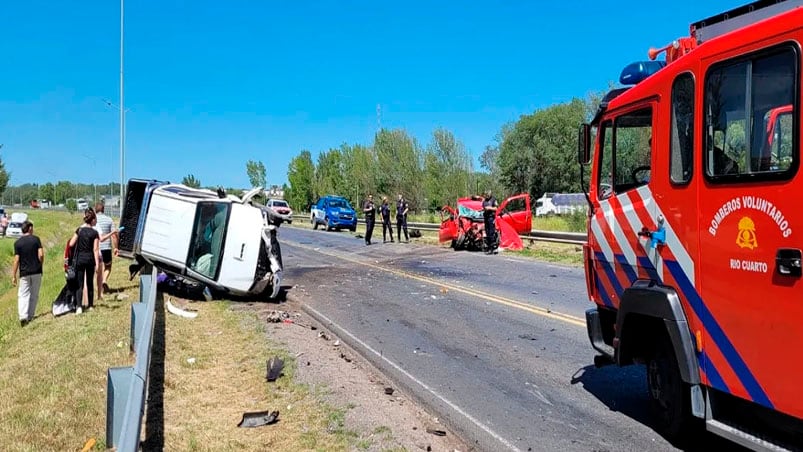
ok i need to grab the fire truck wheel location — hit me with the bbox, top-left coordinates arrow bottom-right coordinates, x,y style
647,331 -> 693,442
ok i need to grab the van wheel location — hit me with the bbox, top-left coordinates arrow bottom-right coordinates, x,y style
647,331 -> 695,442
312,215 -> 318,230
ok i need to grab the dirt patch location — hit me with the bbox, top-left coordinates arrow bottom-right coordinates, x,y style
231,298 -> 471,452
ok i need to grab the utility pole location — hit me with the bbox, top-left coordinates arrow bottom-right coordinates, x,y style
119,0 -> 126,206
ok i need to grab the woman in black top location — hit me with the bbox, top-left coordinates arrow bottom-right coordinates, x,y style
68,209 -> 100,313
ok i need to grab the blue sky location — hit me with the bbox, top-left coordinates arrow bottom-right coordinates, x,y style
0,0 -> 743,188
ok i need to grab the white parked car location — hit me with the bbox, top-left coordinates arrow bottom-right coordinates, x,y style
266,199 -> 292,223
76,198 -> 89,211
5,212 -> 28,238
118,179 -> 289,299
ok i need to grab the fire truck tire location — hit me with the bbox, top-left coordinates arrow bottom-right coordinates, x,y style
647,330 -> 695,442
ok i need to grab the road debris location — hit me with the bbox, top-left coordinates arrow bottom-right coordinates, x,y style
333,340 -> 341,347
187,357 -> 196,364
318,331 -> 329,340
425,427 -> 446,436
166,298 -> 198,319
340,352 -> 352,363
266,356 -> 284,382
518,334 -> 538,341
384,387 -> 395,395
267,310 -> 290,323
237,410 -> 279,428
81,438 -> 96,452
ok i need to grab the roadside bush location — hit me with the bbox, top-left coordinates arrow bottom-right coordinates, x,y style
565,209 -> 588,232
65,199 -> 77,213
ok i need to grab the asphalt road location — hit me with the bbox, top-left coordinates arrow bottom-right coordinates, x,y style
276,225 -> 739,452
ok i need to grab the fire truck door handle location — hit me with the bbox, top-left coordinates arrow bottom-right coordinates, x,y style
775,248 -> 802,277
638,226 -> 666,249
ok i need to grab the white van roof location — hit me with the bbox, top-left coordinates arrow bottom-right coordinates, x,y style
10,212 -> 28,222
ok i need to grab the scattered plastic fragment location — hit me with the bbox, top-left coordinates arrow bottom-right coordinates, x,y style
166,298 -> 198,319
81,437 -> 96,452
267,310 -> 290,323
237,410 -> 279,428
266,356 -> 284,382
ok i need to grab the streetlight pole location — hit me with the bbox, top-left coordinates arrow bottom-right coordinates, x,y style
119,0 -> 125,205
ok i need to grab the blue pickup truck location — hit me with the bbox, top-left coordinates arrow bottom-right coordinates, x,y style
310,195 -> 358,231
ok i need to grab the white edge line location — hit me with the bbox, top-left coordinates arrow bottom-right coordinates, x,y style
303,303 -> 524,452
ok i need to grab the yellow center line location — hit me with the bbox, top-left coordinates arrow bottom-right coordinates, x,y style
285,239 -> 587,328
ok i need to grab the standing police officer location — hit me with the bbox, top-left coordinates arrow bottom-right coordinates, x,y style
396,194 -> 409,243
482,190 -> 498,254
363,194 -> 376,245
380,196 -> 393,243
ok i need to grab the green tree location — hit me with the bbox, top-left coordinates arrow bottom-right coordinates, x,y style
286,150 -> 316,211
246,160 -> 267,188
55,180 -> 74,205
314,148 -> 345,198
423,128 -> 472,210
373,128 -> 424,209
40,182 -> 55,202
0,145 -> 8,200
65,198 -> 77,213
497,98 -> 589,199
181,174 -> 201,188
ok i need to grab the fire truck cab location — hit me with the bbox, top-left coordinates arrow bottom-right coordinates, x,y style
578,1 -> 803,450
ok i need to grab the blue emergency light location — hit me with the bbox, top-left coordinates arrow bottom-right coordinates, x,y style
619,60 -> 666,85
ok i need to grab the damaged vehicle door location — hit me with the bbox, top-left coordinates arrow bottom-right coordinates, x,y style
118,179 -> 284,299
497,193 -> 532,235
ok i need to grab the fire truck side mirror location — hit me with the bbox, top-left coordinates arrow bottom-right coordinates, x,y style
578,123 -> 591,165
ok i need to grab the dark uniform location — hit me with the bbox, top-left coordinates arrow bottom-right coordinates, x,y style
396,197 -> 409,242
380,200 -> 393,242
363,196 -> 376,245
482,194 -> 498,254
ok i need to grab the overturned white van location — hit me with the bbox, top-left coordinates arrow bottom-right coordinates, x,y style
118,179 -> 286,299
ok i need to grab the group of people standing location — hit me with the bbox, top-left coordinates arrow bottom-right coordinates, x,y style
362,194 -> 409,245
11,202 -> 119,326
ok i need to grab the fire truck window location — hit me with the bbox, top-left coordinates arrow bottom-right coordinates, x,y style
614,107 -> 652,193
598,121 -> 613,199
670,73 -> 694,183
704,46 -> 797,179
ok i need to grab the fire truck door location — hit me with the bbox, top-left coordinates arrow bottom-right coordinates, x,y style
697,47 -> 803,419
591,107 -> 657,308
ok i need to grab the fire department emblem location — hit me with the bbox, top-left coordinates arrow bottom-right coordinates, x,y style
736,217 -> 758,250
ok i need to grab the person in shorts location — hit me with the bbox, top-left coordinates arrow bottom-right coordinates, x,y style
93,203 -> 119,300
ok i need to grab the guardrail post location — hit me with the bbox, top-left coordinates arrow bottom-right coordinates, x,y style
106,265 -> 158,451
106,366 -> 134,447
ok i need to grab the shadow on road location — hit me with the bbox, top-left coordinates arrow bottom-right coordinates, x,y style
572,364 -> 749,452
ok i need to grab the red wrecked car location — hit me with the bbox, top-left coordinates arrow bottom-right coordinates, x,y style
438,193 -> 531,251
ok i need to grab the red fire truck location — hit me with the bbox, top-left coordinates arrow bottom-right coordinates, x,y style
577,1 -> 802,449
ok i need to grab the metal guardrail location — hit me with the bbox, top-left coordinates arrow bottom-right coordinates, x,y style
291,214 -> 586,245
106,266 -> 158,450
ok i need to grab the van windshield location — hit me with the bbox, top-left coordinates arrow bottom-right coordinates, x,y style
187,201 -> 230,280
